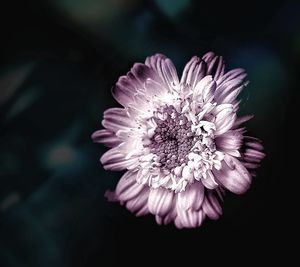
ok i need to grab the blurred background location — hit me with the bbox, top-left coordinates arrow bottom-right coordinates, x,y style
0,0 -> 298,266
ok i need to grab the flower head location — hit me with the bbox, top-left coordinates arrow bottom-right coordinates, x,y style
92,52 -> 265,228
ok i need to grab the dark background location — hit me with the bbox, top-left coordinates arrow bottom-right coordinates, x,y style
0,0 -> 297,266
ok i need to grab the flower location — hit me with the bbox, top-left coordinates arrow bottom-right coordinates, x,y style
92,52 -> 265,229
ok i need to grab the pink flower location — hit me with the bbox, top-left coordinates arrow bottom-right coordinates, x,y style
92,52 -> 265,229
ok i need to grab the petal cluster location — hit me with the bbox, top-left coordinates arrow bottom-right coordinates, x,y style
92,52 -> 265,228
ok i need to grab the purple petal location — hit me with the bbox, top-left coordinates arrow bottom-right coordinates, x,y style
136,204 -> 149,217
144,78 -> 165,97
174,217 -> 183,229
242,162 -> 260,169
213,105 -> 236,136
181,56 -> 206,88
112,76 -> 136,107
100,148 -> 138,171
91,129 -> 121,147
202,52 -> 225,80
100,147 -> 123,165
104,190 -> 118,202
125,187 -> 150,215
245,141 -> 264,151
214,57 -> 225,80
213,155 -> 252,194
221,85 -> 244,104
233,115 -> 253,128
202,78 -> 217,102
162,204 -> 177,225
244,136 -> 261,142
130,63 -> 158,87
202,51 -> 215,62
148,188 -> 174,216
244,148 -> 265,161
215,79 -> 245,104
202,170 -> 219,189
162,58 -> 180,88
193,75 -> 216,102
177,182 -> 204,211
102,107 -> 135,132
112,63 -> 158,106
242,156 -> 261,163
176,208 -> 205,228
216,187 -> 226,201
215,130 -> 243,152
225,150 -> 241,157
155,199 -> 177,225
217,68 -> 247,86
202,191 -> 222,220
115,171 -> 145,202
145,54 -> 179,91
155,215 -> 163,225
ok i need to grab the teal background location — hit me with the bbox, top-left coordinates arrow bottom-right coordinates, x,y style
0,0 -> 297,266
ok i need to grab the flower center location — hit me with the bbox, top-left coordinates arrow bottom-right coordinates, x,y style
148,107 -> 196,170
138,103 -> 222,192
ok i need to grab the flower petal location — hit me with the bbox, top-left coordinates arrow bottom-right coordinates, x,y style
215,130 -> 243,152
243,162 -> 260,169
221,85 -> 244,104
145,54 -> 179,92
115,171 -> 145,202
176,207 -> 205,228
180,56 -> 206,89
201,170 -> 218,189
148,188 -> 174,216
136,204 -> 149,217
112,76 -> 136,107
202,191 -> 222,220
242,137 -> 265,164
213,155 -> 252,194
232,115 -> 253,128
112,63 -> 157,106
177,182 -> 204,211
159,199 -> 177,225
125,187 -> 150,215
100,147 -> 138,171
130,63 -> 158,88
91,129 -> 121,147
217,68 -> 247,86
193,75 -> 216,102
102,107 -> 135,132
202,52 -> 225,80
144,78 -> 164,97
213,104 -> 236,136
245,141 -> 264,151
243,148 -> 265,162
214,69 -> 247,104
174,216 -> 183,229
